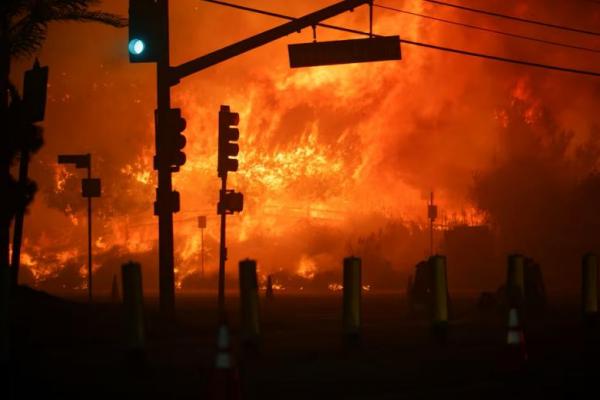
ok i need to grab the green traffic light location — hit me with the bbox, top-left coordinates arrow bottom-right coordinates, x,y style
128,39 -> 145,55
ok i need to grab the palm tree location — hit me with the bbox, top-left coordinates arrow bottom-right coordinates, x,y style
0,1 -> 127,280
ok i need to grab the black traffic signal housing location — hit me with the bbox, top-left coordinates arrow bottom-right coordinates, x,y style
218,105 -> 240,178
154,189 -> 180,215
218,190 -> 244,215
128,0 -> 162,63
23,59 -> 48,123
156,108 -> 186,172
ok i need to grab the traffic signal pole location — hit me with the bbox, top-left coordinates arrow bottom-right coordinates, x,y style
156,0 -> 176,315
130,0 -> 381,317
87,158 -> 92,303
218,176 -> 227,320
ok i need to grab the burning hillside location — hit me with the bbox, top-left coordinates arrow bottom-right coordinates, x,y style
8,0 -> 600,294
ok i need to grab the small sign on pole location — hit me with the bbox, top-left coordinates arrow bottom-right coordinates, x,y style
198,215 -> 207,229
58,154 -> 90,169
82,178 -> 101,198
428,205 -> 438,220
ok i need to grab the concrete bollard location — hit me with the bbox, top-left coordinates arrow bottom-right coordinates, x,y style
121,261 -> 145,352
430,255 -> 449,324
429,255 -> 449,343
239,259 -> 260,346
507,254 -> 525,307
111,274 -> 120,304
343,257 -> 361,341
582,253 -> 599,318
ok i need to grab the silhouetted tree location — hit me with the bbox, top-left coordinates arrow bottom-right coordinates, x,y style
8,82 -> 43,285
471,100 -> 600,290
0,1 -> 126,277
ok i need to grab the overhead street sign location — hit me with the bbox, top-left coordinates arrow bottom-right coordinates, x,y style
288,36 -> 401,68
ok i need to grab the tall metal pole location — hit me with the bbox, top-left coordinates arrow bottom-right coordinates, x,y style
0,14 -> 12,280
156,0 -> 175,315
87,154 -> 92,303
430,192 -> 434,257
201,227 -> 204,277
218,178 -> 227,321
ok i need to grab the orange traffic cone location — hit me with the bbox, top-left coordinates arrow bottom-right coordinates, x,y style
210,324 -> 241,400
504,307 -> 528,369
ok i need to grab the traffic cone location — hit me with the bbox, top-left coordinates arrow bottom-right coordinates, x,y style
504,307 -> 528,369
210,324 -> 241,400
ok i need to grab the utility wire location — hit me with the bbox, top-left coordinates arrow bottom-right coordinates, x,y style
422,0 -> 600,37
201,0 -> 600,77
375,4 -> 600,54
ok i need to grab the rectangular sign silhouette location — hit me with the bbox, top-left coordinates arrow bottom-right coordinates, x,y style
288,36 -> 401,68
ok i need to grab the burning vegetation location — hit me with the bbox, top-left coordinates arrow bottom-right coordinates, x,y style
8,0 -> 600,295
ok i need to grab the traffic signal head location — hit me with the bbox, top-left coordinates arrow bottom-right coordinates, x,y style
128,39 -> 145,56
218,190 -> 244,215
218,105 -> 240,178
129,0 -> 162,63
156,108 -> 187,171
167,108 -> 186,170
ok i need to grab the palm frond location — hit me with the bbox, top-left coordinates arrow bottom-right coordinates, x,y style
7,0 -> 127,58
46,9 -> 127,28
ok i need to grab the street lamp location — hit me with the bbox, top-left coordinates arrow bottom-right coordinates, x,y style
57,153 -> 101,303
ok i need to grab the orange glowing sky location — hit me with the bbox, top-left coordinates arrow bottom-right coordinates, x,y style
9,0 -> 600,293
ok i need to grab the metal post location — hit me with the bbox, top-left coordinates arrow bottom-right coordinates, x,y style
201,227 -> 204,277
122,261 -> 145,352
430,255 -> 449,324
156,0 -> 175,316
87,155 -> 92,303
266,274 -> 274,299
343,256 -> 361,340
239,259 -> 260,346
0,15 -> 12,285
429,192 -> 435,257
430,255 -> 449,343
218,178 -> 227,321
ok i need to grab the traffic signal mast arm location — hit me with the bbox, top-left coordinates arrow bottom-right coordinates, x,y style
170,0 -> 371,83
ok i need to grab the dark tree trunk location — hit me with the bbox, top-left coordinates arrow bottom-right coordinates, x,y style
10,151 -> 29,287
0,15 -> 12,276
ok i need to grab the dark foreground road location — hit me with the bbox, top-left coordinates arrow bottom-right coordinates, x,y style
7,287 -> 600,399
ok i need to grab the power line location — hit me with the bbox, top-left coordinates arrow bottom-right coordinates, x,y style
401,38 -> 600,77
201,0 -> 600,77
375,4 -> 600,54
422,0 -> 600,37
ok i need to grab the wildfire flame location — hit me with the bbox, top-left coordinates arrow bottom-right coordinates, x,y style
14,0 -> 596,294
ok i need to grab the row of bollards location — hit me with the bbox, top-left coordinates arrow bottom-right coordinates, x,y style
11,252 -> 590,397
93,252 -> 600,356
86,252 -> 598,389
